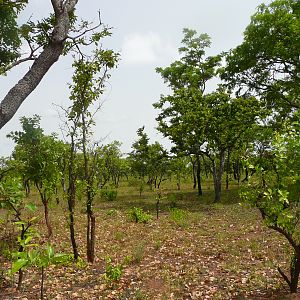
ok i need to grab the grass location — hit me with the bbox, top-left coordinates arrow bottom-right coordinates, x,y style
0,179 -> 293,299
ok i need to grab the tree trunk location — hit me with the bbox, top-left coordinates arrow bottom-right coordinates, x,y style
192,162 -> 197,189
242,167 -> 249,182
86,205 -> 95,263
66,131 -> 79,260
226,149 -> 230,190
278,251 -> 300,293
17,224 -> 26,291
17,269 -> 23,291
68,180 -> 79,260
212,150 -> 226,202
40,266 -> 44,300
196,154 -> 202,196
42,198 -> 52,239
177,178 -> 181,191
289,253 -> 300,293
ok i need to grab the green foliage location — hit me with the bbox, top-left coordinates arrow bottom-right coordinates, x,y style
0,177 -> 24,210
241,122 -> 300,291
241,123 -> 300,234
94,141 -> 127,188
0,0 -> 27,72
106,209 -> 118,217
223,0 -> 300,111
100,187 -> 118,201
8,116 -> 63,202
128,207 -> 152,224
10,243 -> 72,275
154,28 -> 261,201
129,127 -> 169,189
169,207 -> 188,227
104,257 -> 122,282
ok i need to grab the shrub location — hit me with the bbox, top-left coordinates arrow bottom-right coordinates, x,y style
128,207 -> 152,224
100,188 -> 118,201
104,257 -> 122,282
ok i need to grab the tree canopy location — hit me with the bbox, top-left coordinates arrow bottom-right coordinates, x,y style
223,0 -> 300,112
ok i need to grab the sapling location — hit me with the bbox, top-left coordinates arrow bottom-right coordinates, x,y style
0,177 -> 37,290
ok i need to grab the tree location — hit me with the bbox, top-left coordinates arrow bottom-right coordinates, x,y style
67,46 -> 118,263
0,156 -> 13,182
129,127 -> 169,190
202,90 -> 259,201
241,122 -> 300,292
169,154 -> 190,190
0,0 -> 107,129
154,28 -> 221,196
154,29 -> 259,201
129,127 -> 150,181
0,177 -> 38,290
223,0 -> 300,113
97,141 -> 126,188
9,116 -> 63,238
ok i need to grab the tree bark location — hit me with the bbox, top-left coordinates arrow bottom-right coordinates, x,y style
68,179 -> 79,260
290,254 -> 300,293
0,0 -> 78,129
67,132 -> 79,260
226,149 -> 230,190
212,149 -> 226,202
86,206 -> 95,263
40,266 -> 44,300
42,198 -> 52,239
196,154 -> 202,196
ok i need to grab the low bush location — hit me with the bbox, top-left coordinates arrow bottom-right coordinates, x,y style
128,207 -> 152,224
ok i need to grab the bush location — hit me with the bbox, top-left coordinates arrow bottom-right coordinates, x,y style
128,207 -> 152,223
100,188 -> 118,201
104,257 -> 122,282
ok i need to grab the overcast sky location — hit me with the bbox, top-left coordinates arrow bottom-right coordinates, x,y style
0,0 -> 270,156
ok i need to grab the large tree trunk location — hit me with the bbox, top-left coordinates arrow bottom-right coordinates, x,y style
0,0 -> 78,129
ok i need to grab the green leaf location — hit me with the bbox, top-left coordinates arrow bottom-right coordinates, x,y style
25,202 -> 36,212
46,244 -> 54,259
11,258 -> 28,274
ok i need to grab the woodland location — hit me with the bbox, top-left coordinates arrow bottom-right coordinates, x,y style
0,0 -> 299,299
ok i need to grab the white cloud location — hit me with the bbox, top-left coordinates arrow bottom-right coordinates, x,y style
121,32 -> 177,66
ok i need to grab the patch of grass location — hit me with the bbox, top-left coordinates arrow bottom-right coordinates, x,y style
169,207 -> 188,228
132,242 -> 145,263
154,239 -> 162,251
134,289 -> 149,300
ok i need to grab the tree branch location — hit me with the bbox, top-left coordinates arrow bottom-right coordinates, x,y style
278,266 -> 291,287
0,0 -> 78,129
